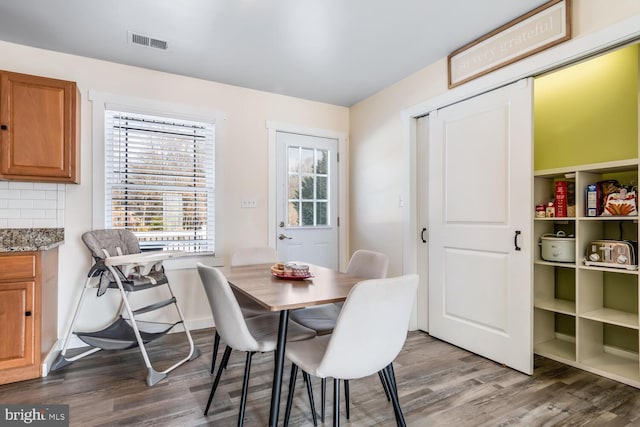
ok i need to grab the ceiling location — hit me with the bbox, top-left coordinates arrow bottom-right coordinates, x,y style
0,0 -> 550,106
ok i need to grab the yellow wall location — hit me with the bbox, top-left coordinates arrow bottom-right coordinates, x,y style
534,44 -> 639,170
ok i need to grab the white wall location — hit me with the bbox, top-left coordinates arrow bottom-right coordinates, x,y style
0,42 -> 349,335
349,0 -> 640,278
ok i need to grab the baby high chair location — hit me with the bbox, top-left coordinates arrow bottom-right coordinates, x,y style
51,229 -> 199,385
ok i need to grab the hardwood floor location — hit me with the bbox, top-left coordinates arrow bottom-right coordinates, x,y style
2,329 -> 640,426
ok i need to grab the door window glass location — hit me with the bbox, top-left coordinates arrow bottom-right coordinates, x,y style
287,146 -> 330,227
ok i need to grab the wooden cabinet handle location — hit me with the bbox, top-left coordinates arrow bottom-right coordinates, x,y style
25,311 -> 32,317
0,124 -> 7,130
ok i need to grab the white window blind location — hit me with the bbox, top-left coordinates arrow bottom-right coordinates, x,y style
105,109 -> 215,252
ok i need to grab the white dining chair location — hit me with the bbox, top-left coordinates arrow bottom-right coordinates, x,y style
289,249 -> 389,419
283,274 -> 419,427
209,247 -> 279,374
197,263 -> 318,426
290,249 -> 389,333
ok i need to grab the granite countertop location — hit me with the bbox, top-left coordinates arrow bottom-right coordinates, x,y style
0,228 -> 65,252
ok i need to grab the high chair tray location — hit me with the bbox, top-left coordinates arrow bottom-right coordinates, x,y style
105,250 -> 185,276
104,250 -> 185,266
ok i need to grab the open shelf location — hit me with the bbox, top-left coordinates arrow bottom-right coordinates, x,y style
580,308 -> 639,329
535,337 -> 576,361
579,265 -> 639,275
534,159 -> 640,387
534,298 -> 575,315
535,308 -> 576,362
535,260 -> 577,268
580,352 -> 640,383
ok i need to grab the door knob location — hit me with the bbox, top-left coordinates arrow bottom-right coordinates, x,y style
278,233 -> 292,240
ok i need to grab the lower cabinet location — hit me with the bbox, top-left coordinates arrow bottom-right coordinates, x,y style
0,249 -> 58,385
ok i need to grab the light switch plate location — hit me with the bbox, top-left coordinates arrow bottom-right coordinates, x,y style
241,198 -> 257,208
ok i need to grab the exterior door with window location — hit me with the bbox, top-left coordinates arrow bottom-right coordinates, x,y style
275,131 -> 338,269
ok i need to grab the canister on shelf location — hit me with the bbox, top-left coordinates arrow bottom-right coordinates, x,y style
535,204 -> 546,218
545,201 -> 555,218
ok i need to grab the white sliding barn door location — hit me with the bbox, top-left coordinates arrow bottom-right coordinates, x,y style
428,79 -> 533,374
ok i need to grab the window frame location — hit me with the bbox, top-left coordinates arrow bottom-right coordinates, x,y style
90,91 -> 224,267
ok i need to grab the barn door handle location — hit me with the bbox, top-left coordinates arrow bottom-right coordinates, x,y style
514,230 -> 522,251
420,228 -> 427,243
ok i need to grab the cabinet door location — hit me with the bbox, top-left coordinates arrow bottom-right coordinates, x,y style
0,71 -> 79,183
0,281 -> 35,371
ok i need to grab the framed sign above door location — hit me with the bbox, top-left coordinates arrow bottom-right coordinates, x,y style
448,0 -> 571,88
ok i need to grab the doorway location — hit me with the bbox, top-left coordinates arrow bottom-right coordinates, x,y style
266,122 -> 349,270
275,131 -> 339,268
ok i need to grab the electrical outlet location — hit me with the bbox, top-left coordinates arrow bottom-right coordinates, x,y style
241,198 -> 257,208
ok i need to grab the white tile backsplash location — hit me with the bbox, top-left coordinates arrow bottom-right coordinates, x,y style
0,182 -> 65,228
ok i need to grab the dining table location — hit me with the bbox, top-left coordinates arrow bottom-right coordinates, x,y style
218,262 -> 365,427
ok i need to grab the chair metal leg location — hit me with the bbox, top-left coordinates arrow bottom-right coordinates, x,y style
321,378 -> 326,422
302,372 -> 318,426
383,364 -> 406,427
388,363 -> 398,392
210,331 -> 220,374
382,367 -> 400,426
238,352 -> 254,427
269,309 -> 290,427
284,364 -> 298,427
333,378 -> 340,427
204,346 -> 232,416
344,379 -> 350,420
378,370 -> 391,401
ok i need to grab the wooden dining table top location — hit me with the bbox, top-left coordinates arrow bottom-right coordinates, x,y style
218,262 -> 364,311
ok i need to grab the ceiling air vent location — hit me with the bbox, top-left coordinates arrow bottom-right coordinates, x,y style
128,31 -> 168,50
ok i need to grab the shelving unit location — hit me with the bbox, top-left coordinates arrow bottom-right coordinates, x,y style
533,159 -> 640,388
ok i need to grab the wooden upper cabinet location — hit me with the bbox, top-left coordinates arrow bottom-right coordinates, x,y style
0,71 -> 80,183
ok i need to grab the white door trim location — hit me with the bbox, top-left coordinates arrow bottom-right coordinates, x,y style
266,121 -> 349,271
402,14 -> 640,333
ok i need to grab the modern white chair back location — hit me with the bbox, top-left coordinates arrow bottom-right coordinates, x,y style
288,249 -> 391,421
230,246 -> 279,266
207,247 -> 277,376
345,249 -> 389,280
317,275 -> 418,380
284,274 -> 418,425
197,263 -> 317,425
197,263 -> 259,352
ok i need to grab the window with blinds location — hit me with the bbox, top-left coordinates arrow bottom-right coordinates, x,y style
104,110 -> 215,252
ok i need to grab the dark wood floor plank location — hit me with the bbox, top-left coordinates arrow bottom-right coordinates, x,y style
3,329 -> 640,426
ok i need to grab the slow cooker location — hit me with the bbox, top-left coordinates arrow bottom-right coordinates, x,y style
539,231 -> 575,262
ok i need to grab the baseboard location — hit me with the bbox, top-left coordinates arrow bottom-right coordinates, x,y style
41,342 -> 61,377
